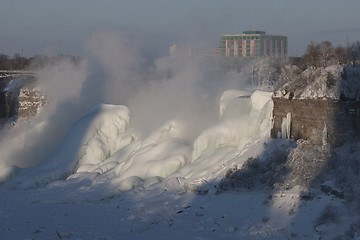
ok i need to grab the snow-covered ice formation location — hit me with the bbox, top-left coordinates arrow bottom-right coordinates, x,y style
1,90 -> 273,195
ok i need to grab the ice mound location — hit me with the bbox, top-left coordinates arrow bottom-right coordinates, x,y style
103,137 -> 191,193
2,90 -> 274,198
9,104 -> 136,188
6,105 -> 192,193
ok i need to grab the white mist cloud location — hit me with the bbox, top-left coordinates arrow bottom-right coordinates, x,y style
0,57 -> 88,169
36,57 -> 88,112
0,28 -> 254,178
83,30 -> 222,140
127,54 -> 220,140
84,30 -> 145,105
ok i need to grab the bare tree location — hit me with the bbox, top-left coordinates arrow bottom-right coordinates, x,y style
318,41 -> 332,67
347,41 -> 360,67
299,41 -> 321,68
332,46 -> 346,65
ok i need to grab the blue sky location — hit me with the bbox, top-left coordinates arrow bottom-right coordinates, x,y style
1,0 -> 360,57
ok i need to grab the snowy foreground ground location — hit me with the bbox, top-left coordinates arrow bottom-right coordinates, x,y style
0,90 -> 359,239
0,178 -> 353,240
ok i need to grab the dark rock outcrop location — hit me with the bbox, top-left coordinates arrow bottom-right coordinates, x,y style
271,98 -> 360,146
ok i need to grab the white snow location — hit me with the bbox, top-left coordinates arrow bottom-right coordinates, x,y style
219,89 -> 251,120
2,90 -> 272,194
275,64 -> 360,100
274,65 -> 345,99
0,88 -> 358,239
193,90 -> 273,160
6,104 -> 135,189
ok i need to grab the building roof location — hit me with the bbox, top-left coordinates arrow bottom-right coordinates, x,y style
222,31 -> 286,38
243,31 -> 265,35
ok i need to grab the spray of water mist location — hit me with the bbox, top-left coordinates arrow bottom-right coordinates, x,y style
83,30 -> 248,141
0,29 -> 254,185
0,58 -> 88,171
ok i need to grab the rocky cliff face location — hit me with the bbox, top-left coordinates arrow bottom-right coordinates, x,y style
272,64 -> 360,147
271,98 -> 360,146
17,88 -> 45,118
0,77 -> 45,125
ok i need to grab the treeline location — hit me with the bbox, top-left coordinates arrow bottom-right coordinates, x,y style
0,53 -> 30,70
293,41 -> 360,69
0,53 -> 82,70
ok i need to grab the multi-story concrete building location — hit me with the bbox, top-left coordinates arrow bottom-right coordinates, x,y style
220,31 -> 287,58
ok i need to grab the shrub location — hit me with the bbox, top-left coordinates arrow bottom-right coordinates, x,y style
218,146 -> 290,192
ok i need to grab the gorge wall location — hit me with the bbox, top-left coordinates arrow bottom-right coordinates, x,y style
271,97 -> 360,146
0,77 -> 45,125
